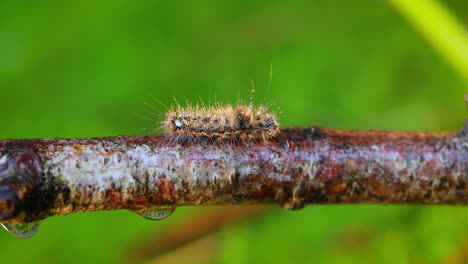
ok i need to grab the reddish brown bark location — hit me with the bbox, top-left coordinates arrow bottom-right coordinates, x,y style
0,127 -> 466,224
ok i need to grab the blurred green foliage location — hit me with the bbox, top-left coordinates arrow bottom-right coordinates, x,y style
0,0 -> 467,263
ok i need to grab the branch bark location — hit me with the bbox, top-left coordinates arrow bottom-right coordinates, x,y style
0,127 -> 467,224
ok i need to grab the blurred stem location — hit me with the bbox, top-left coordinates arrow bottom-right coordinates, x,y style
389,0 -> 468,84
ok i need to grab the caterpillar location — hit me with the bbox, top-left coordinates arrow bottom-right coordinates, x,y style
163,103 -> 280,144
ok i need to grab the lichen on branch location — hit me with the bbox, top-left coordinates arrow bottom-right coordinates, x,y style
0,126 -> 466,224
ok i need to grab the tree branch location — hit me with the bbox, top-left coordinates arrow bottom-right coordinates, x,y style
0,126 -> 467,224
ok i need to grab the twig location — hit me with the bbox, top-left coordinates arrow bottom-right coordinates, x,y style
0,126 -> 467,224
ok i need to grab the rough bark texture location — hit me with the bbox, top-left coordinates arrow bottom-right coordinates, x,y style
0,127 -> 467,224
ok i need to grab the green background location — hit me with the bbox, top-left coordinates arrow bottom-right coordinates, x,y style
0,0 -> 467,263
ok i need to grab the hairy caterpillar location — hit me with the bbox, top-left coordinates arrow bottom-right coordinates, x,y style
163,103 -> 279,144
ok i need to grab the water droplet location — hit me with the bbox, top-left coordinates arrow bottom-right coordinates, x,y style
140,210 -> 174,220
1,221 -> 40,239
251,89 -> 256,93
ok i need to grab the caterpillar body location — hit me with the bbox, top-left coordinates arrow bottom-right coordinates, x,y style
163,103 -> 279,144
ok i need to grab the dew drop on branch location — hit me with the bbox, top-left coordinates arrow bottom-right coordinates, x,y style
140,210 -> 174,220
1,221 -> 40,239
